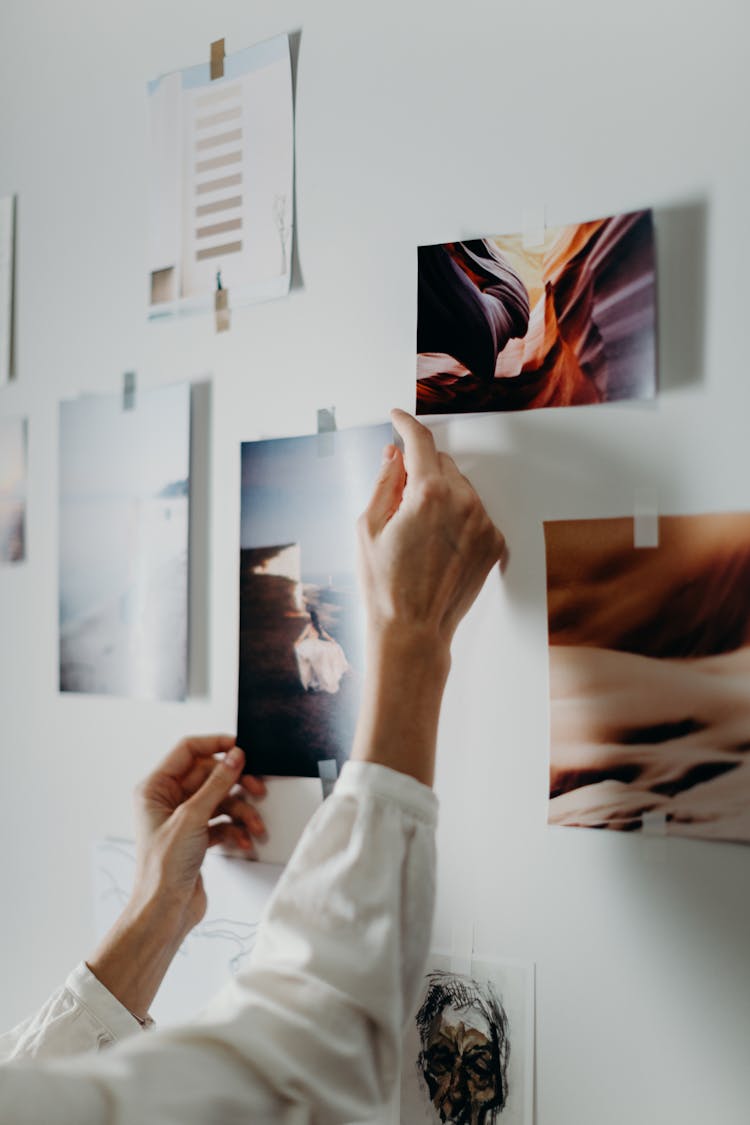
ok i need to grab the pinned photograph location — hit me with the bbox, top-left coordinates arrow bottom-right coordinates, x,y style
417,209 -> 656,415
401,955 -> 534,1125
0,195 -> 16,384
545,514 -> 750,844
59,383 -> 191,699
147,34 -> 294,319
238,423 -> 392,777
0,415 -> 26,563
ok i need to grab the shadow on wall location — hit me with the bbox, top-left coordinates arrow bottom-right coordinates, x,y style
288,28 -> 305,293
653,196 -> 708,392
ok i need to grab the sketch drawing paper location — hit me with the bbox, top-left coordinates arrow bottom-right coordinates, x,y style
59,383 -> 190,699
0,415 -> 26,563
238,423 -> 392,777
92,839 -> 282,1025
401,955 -> 535,1125
417,208 -> 656,415
148,34 -> 294,319
0,195 -> 15,384
545,513 -> 750,844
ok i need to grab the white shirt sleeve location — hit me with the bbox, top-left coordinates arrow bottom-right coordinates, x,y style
0,962 -> 147,1063
0,760 -> 438,1124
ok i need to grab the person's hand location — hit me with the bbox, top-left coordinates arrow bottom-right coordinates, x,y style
352,410 -> 505,786
132,735 -> 267,933
357,409 -> 505,647
87,736 -> 266,1021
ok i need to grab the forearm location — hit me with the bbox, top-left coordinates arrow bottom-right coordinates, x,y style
86,896 -> 189,1023
351,626 -> 451,787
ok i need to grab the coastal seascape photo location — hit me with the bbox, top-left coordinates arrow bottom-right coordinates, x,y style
0,415 -> 26,563
417,208 -> 656,415
545,513 -> 750,844
59,383 -> 191,699
238,423 -> 391,777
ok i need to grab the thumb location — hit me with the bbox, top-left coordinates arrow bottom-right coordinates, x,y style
183,746 -> 245,821
363,445 -> 406,533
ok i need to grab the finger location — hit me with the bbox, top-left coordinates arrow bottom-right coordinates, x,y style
152,734 -> 236,783
240,773 -> 267,799
208,822 -> 254,852
362,444 -> 406,533
183,746 -> 245,821
390,409 -> 440,481
215,794 -> 266,838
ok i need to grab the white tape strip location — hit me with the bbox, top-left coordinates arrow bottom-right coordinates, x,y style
317,758 -> 338,800
317,406 -> 336,457
641,810 -> 668,836
633,488 -> 659,548
521,205 -> 546,249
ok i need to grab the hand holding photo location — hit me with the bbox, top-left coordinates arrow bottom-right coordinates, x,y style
417,209 -> 656,415
545,513 -> 750,844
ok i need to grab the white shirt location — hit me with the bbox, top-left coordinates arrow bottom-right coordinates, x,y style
0,760 -> 437,1123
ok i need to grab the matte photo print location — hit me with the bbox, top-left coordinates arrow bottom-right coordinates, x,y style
59,383 -> 191,699
237,422 -> 392,777
417,209 -> 656,415
545,513 -> 750,844
401,955 -> 535,1125
148,34 -> 294,319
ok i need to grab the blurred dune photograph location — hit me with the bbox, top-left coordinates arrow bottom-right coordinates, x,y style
417,209 -> 656,415
544,513 -> 750,844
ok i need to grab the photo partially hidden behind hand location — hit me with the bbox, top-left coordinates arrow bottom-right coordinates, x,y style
544,513 -> 750,844
147,34 -> 294,319
0,414 -> 26,563
237,423 -> 392,777
401,955 -> 535,1125
59,383 -> 191,700
416,209 -> 656,415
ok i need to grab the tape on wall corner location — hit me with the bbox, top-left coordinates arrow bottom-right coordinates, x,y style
317,759 -> 338,800
317,406 -> 337,457
210,38 -> 225,81
521,205 -> 546,249
122,371 -> 136,411
215,287 -> 230,333
633,488 -> 659,548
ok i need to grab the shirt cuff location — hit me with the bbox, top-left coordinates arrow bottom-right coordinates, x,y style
334,760 -> 438,826
65,963 -> 152,1042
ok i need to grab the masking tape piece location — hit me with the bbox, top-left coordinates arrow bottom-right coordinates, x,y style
122,371 -> 136,411
317,406 -> 336,457
317,758 -> 338,800
521,205 -> 546,249
641,810 -> 668,837
210,38 -> 225,81
214,287 -> 230,333
633,489 -> 659,548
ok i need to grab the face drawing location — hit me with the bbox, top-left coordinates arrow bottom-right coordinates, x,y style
416,971 -> 509,1124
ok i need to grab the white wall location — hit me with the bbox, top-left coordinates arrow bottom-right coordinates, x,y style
1,1 -> 749,1122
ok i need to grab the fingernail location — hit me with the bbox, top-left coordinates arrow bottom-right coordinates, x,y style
224,747 -> 243,769
252,816 -> 266,834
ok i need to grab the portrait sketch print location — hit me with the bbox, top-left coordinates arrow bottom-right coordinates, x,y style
237,423 -> 393,777
401,955 -> 534,1124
